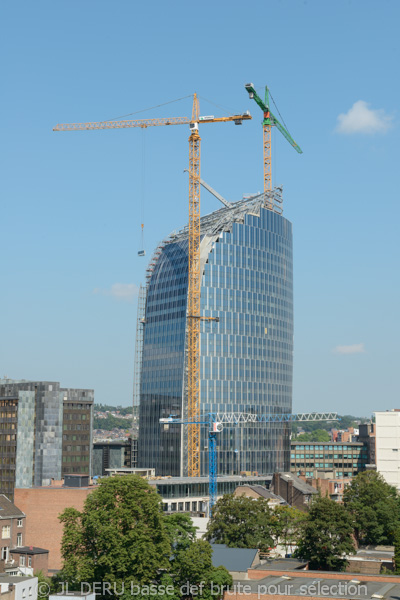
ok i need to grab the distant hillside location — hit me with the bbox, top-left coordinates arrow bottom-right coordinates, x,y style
95,403 -> 132,416
292,414 -> 371,435
94,414 -> 131,430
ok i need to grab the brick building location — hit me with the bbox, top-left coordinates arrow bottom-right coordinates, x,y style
8,547 -> 49,577
271,473 -> 317,511
234,485 -> 286,508
14,482 -> 94,572
0,495 -> 26,568
304,471 -> 352,502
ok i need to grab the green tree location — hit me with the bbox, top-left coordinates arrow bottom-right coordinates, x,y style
58,475 -> 171,594
59,477 -> 230,600
393,528 -> 400,574
93,413 -> 130,430
205,494 -> 274,553
270,506 -> 306,554
174,540 -> 232,600
296,429 -> 331,442
343,471 -> 400,545
164,513 -> 198,564
163,517 -> 232,600
295,495 -> 356,571
35,571 -> 51,600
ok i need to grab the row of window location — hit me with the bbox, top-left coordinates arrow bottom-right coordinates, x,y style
163,501 -> 206,513
64,413 -> 88,420
294,462 -> 360,469
293,445 -> 361,450
2,521 -> 23,538
62,456 -> 89,463
292,454 -> 365,459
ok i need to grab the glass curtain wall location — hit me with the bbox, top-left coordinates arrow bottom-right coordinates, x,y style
138,202 -> 293,476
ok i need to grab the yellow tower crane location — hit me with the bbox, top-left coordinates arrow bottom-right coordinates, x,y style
53,96 -> 252,477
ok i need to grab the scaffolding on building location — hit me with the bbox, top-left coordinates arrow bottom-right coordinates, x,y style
132,284 -> 147,433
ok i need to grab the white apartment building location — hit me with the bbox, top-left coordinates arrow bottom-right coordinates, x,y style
375,410 -> 400,489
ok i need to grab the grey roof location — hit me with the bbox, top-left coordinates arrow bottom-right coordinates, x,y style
211,544 -> 258,572
0,495 -> 25,519
234,575 -> 400,599
236,485 -> 287,503
253,558 -> 308,571
10,546 -> 48,555
277,473 -> 318,495
0,575 -> 36,583
152,475 -> 273,486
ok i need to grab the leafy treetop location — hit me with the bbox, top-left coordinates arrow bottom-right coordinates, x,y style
343,471 -> 400,545
295,495 -> 356,571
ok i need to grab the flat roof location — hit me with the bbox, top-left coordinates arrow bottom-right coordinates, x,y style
10,546 -> 48,555
236,575 -> 400,599
150,475 -> 273,486
291,441 -> 363,446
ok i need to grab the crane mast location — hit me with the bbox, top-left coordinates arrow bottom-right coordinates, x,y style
54,95 -> 251,479
187,94 -> 201,477
244,83 -> 302,206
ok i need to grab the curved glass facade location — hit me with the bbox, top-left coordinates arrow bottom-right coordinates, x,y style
138,197 -> 293,476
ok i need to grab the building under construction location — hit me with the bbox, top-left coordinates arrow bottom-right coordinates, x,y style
135,189 -> 293,477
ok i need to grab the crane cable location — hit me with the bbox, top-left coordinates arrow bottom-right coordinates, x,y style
103,95 -> 193,123
140,128 -> 146,254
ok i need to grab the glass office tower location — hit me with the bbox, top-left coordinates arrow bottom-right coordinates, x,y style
137,193 -> 293,476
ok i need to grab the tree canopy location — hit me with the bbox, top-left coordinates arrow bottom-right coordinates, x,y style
343,471 -> 400,545
59,475 -> 170,591
270,505 -> 306,554
205,494 -> 275,552
296,429 -> 330,442
58,476 -> 232,600
295,495 -> 356,571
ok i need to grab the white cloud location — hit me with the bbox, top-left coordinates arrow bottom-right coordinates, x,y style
93,283 -> 139,302
336,100 -> 393,134
333,343 -> 366,355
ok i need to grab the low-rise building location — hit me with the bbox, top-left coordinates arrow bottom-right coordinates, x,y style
14,481 -> 94,572
0,495 -> 26,568
8,547 -> 49,577
233,485 -> 286,508
211,545 -> 260,579
271,473 -> 317,511
0,575 -> 38,600
92,440 -> 134,477
304,470 -> 352,502
291,441 -> 368,478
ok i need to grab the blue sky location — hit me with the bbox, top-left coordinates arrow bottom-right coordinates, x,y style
1,0 -> 398,416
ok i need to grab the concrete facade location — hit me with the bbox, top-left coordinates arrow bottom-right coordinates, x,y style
376,410 -> 400,489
